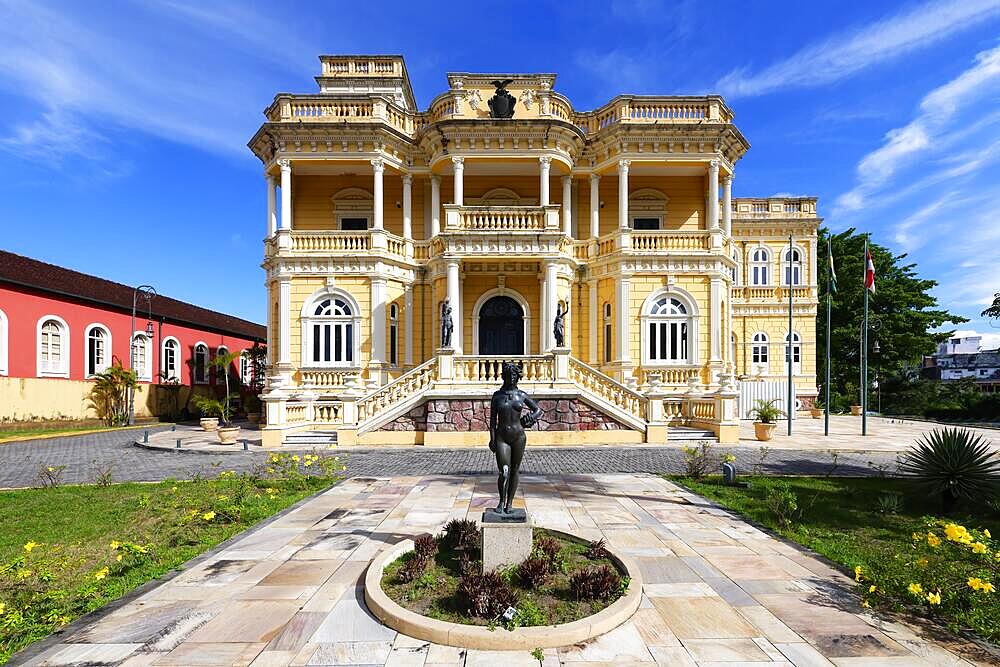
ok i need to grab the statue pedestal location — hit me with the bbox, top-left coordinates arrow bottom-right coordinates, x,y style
481,509 -> 532,573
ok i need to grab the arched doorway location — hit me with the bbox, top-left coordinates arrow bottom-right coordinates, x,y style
478,296 -> 524,355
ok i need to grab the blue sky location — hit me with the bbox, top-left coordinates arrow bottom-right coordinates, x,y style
2,0 -> 999,346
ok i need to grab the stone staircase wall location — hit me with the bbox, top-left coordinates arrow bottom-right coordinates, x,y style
378,397 -> 628,432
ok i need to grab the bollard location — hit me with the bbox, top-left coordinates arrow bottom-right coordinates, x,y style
143,430 -> 149,443
243,440 -> 249,451
171,424 -> 176,432
175,438 -> 181,449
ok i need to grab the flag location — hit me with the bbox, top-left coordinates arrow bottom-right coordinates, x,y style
827,238 -> 838,293
864,247 -> 876,295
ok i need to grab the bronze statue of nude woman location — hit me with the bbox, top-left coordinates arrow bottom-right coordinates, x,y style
488,362 -> 543,515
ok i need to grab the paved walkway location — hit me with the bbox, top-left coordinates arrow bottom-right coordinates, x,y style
16,474 -> 976,666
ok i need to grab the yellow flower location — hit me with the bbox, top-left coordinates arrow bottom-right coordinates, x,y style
110,540 -> 121,550
15,569 -> 32,580
0,602 -> 5,616
23,541 -> 40,552
967,577 -> 983,590
981,581 -> 995,593
944,523 -> 971,543
854,566 -> 863,582
911,532 -> 922,541
217,495 -> 229,501
916,558 -> 928,567
291,455 -> 300,462
171,486 -> 178,493
116,554 -> 123,562
304,460 -> 313,467
868,585 -> 877,593
985,528 -> 992,539
907,583 -> 923,595
267,467 -> 275,474
202,511 -> 216,521
93,567 -> 109,581
861,600 -> 870,608
927,533 -> 941,547
926,591 -> 941,605
972,542 -> 988,554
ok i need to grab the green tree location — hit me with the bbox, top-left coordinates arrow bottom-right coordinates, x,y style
817,228 -> 965,410
89,361 -> 138,426
982,292 -> 1000,319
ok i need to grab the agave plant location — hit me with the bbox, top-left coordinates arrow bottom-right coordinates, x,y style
900,428 -> 1000,512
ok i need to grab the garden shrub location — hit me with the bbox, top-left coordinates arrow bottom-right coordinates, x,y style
585,538 -> 609,560
413,533 -> 438,560
396,552 -> 429,584
682,443 -> 715,479
457,570 -> 518,619
764,481 -> 800,527
532,534 -> 564,573
517,554 -> 550,588
443,519 -> 479,551
900,428 -> 1000,512
569,564 -> 624,601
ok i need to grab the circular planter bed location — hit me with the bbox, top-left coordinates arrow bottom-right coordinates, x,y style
364,526 -> 641,650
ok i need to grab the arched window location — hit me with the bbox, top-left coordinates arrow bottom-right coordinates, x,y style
194,343 -> 209,384
37,316 -> 69,377
162,338 -> 180,382
85,325 -> 111,377
215,346 -> 230,384
0,309 -> 9,376
603,303 -> 612,364
131,333 -> 151,381
731,247 -> 741,285
785,332 -> 802,375
302,291 -> 360,367
751,332 -> 769,374
389,303 -> 399,367
783,247 -> 803,286
750,247 -> 770,286
642,293 -> 697,364
240,350 -> 251,385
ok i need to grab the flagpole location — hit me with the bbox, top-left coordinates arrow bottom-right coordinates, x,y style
824,236 -> 832,437
862,235 -> 869,437
788,234 -> 794,436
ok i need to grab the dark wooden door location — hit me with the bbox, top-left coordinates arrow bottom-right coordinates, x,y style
478,296 -> 524,355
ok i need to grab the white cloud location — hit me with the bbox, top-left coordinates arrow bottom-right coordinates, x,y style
947,329 -> 1000,350
716,0 -> 1000,98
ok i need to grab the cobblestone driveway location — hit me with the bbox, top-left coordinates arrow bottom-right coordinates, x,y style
0,427 -> 902,489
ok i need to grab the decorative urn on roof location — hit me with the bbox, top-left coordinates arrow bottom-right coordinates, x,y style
488,79 -> 516,119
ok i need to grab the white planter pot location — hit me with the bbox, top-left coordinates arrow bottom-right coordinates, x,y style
217,426 -> 240,445
200,417 -> 219,431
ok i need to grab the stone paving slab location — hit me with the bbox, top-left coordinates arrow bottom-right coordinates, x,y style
13,474 -> 980,666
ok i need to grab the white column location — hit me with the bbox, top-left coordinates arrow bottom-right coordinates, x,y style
404,285 -> 414,366
401,173 -> 412,240
544,261 -> 558,350
277,277 -> 291,384
539,156 -> 551,207
722,173 -> 733,237
371,277 -> 387,366
616,276 -> 631,363
589,174 -> 600,239
266,173 -> 277,237
446,260 -> 462,353
617,160 -> 630,229
561,175 -> 572,236
430,175 -> 441,237
588,279 -> 598,364
710,277 -> 722,362
371,158 -> 385,230
538,271 -> 546,354
278,159 -> 292,230
452,157 -> 464,206
708,159 -> 720,231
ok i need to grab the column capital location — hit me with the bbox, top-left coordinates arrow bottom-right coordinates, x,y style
590,173 -> 601,183
561,174 -> 572,185
371,157 -> 385,173
265,171 -> 276,184
618,159 -> 631,172
451,156 -> 465,168
539,155 -> 553,167
722,172 -> 733,183
709,159 -> 720,172
401,173 -> 413,185
431,174 -> 441,185
277,158 -> 291,171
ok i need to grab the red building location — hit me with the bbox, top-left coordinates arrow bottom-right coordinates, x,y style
0,250 -> 265,421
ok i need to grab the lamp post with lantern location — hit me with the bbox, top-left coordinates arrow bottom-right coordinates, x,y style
129,285 -> 157,426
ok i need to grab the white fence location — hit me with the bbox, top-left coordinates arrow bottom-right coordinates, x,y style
738,379 -> 797,420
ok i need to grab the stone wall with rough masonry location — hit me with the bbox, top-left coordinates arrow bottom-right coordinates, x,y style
378,398 -> 627,432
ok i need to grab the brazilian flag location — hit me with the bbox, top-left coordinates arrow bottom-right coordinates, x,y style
827,237 -> 838,293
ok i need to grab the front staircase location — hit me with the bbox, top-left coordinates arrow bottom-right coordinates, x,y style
261,349 -> 739,447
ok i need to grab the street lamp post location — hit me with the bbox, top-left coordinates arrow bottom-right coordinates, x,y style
129,285 -> 157,426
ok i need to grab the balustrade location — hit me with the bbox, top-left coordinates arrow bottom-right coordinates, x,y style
286,404 -> 307,424
631,232 -> 709,252
314,402 -> 341,423
300,369 -> 354,388
356,357 -> 438,423
453,356 -> 552,383
452,206 -> 546,231
568,357 -> 647,422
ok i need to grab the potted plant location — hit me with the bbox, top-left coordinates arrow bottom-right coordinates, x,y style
200,351 -> 242,444
850,404 -> 864,416
245,392 -> 262,424
195,396 -> 221,431
810,400 -> 823,419
749,398 -> 784,441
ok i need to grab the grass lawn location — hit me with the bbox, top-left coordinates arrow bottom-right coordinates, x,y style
0,454 -> 343,663
0,423 -> 161,444
672,475 -> 1000,642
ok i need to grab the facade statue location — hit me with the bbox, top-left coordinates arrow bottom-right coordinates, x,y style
488,79 -> 516,119
489,362 -> 543,514
553,301 -> 568,348
440,299 -> 453,348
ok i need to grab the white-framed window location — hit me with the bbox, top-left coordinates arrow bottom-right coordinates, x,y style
389,303 -> 399,367
603,302 -> 612,364
194,343 -> 209,384
751,332 -> 769,374
37,316 -> 69,377
216,346 -> 229,384
84,324 -> 111,377
301,290 -> 361,367
332,187 -> 373,231
642,292 -> 698,365
731,247 -> 741,285
783,246 -> 804,286
240,350 -> 251,385
785,332 -> 802,375
162,337 -> 180,382
0,308 -> 8,376
750,247 -> 770,286
131,333 -> 151,381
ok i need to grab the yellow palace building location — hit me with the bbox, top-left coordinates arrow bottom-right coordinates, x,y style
249,55 -> 819,447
